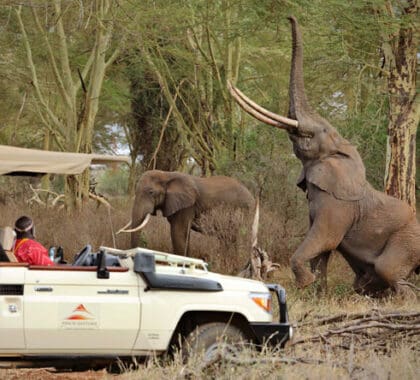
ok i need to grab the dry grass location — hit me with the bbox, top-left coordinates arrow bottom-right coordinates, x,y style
0,194 -> 419,379
0,198 -> 133,260
112,270 -> 419,380
0,181 -> 303,270
1,292 -> 418,380
109,280 -> 419,380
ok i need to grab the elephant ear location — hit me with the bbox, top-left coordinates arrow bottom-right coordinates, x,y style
163,177 -> 198,217
304,146 -> 367,201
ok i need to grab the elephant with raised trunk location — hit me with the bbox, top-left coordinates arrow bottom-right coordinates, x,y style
228,16 -> 420,296
118,170 -> 255,256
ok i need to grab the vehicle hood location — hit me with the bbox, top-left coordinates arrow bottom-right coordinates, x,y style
155,265 -> 270,293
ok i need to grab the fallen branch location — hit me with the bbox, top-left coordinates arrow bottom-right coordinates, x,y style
291,309 -> 420,348
88,192 -> 111,209
299,310 -> 420,327
397,280 -> 420,292
27,185 -> 65,208
196,349 -> 368,377
329,321 -> 420,334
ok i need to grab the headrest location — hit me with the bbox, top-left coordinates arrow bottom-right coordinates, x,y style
0,227 -> 16,251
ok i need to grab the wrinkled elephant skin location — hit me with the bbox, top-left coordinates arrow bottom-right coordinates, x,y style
229,16 -> 420,296
125,170 -> 255,256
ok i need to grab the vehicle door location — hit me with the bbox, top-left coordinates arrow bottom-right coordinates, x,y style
23,264 -> 140,355
0,264 -> 26,351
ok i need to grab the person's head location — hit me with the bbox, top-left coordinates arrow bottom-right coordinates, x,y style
14,216 -> 35,239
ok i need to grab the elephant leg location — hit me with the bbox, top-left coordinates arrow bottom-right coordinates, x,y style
310,251 -> 331,294
352,270 -> 388,297
291,213 -> 347,289
374,234 -> 419,297
167,208 -> 195,256
338,252 -> 370,293
292,239 -> 340,289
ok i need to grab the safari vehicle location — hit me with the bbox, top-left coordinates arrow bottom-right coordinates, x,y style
0,145 -> 292,366
0,240 -> 292,365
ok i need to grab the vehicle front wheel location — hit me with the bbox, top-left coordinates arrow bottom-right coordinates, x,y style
181,322 -> 247,364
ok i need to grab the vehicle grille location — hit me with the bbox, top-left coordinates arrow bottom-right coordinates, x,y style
0,284 -> 24,295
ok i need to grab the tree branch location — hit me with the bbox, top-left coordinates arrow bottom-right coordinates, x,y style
15,6 -> 66,139
30,3 -> 73,109
53,0 -> 75,99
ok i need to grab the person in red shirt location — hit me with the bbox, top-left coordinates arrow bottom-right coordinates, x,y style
13,216 -> 54,266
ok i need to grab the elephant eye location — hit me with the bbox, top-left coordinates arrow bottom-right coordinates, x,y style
144,187 -> 154,196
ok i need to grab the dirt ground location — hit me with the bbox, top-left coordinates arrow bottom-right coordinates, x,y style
0,368 -> 111,380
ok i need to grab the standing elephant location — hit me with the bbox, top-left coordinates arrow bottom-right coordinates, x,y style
118,170 -> 255,256
228,16 -> 420,296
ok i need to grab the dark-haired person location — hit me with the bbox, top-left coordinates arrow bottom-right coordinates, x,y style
13,216 -> 54,266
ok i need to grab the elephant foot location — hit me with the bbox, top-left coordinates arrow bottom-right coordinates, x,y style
353,273 -> 389,298
294,269 -> 316,289
291,257 -> 316,289
393,281 -> 419,302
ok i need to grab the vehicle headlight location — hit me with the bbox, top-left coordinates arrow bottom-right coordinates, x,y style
249,292 -> 272,313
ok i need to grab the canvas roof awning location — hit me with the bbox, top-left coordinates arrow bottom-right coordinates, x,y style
0,145 -> 130,176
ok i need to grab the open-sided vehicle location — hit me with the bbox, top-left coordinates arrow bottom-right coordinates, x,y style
0,241 -> 292,365
0,145 -> 292,366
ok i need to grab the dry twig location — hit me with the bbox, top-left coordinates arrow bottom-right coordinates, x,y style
291,309 -> 420,353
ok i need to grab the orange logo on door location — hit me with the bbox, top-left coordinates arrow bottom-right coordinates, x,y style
66,304 -> 94,320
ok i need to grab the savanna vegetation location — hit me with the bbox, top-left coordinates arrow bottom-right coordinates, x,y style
0,0 -> 419,378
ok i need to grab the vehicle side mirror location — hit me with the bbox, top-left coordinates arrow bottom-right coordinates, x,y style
134,252 -> 155,274
96,250 -> 110,279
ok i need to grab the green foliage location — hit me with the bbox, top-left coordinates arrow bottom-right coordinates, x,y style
339,98 -> 389,189
96,168 -> 129,197
0,0 -> 417,206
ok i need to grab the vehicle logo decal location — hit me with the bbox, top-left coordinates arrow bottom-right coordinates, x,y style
66,304 -> 94,320
61,304 -> 99,329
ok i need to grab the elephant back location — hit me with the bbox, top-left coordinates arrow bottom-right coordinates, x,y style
196,176 -> 255,210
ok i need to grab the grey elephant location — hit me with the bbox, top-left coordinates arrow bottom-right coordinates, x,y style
118,170 -> 255,256
228,16 -> 420,296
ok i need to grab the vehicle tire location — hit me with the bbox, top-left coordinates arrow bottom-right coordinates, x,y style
181,322 -> 246,364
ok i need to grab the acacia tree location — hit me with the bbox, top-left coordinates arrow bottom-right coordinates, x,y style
122,0 -> 247,179
269,0 -> 419,208
186,0 -> 243,174
381,0 -> 419,209
14,0 -> 122,208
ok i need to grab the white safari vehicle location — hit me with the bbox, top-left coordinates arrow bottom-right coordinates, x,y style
0,145 -> 292,366
0,238 -> 292,365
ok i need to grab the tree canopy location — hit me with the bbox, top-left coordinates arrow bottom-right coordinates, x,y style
0,0 -> 418,207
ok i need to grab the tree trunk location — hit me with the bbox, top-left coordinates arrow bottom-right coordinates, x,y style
383,2 -> 419,210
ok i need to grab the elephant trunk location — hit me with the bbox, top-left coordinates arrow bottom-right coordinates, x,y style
227,16 -> 327,137
288,16 -> 310,120
288,17 -> 327,132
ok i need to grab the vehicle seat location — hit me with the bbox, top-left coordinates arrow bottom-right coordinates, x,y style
0,227 -> 18,262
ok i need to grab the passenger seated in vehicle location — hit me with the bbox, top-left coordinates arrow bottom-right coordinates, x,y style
13,216 -> 54,266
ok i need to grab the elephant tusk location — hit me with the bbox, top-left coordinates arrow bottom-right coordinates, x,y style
227,81 -> 299,130
117,214 -> 151,234
251,199 -> 260,248
116,220 -> 132,235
